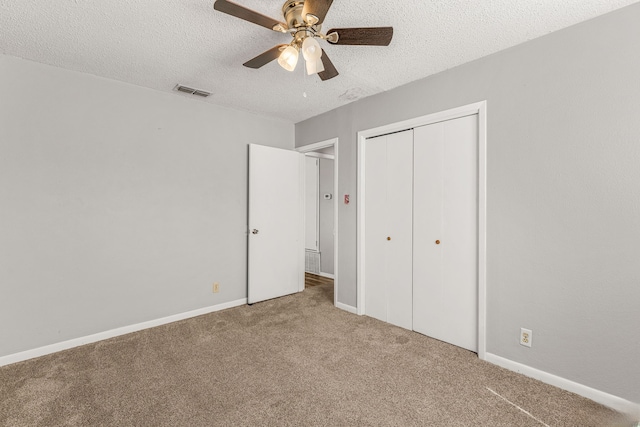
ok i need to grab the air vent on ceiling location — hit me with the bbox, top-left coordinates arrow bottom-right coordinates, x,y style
173,84 -> 211,98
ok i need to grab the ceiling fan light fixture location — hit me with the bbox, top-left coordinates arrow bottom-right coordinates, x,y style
212,0 -> 393,81
302,36 -> 321,61
305,57 -> 325,75
278,45 -> 299,71
302,37 -> 324,75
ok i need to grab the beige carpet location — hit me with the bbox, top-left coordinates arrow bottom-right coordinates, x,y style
0,283 -> 633,426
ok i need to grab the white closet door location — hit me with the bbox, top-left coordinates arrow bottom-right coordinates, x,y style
364,136 -> 388,323
413,114 -> 478,352
385,131 -> 413,330
364,130 -> 413,330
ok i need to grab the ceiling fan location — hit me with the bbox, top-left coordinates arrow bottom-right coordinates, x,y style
213,0 -> 393,81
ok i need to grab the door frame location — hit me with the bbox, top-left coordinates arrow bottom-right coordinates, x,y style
356,101 -> 487,360
297,138 -> 339,307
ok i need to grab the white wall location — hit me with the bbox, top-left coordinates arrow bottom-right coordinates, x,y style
295,4 -> 640,404
0,55 -> 294,357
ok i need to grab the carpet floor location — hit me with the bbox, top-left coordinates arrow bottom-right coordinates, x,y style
0,283 -> 633,426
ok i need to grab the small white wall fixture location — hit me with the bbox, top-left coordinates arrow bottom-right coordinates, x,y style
297,138 -> 339,308
356,101 -> 487,360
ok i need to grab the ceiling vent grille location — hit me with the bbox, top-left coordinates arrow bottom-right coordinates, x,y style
174,84 -> 211,98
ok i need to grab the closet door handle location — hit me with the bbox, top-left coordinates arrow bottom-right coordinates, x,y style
387,236 -> 391,241
252,229 -> 259,235
435,240 -> 440,244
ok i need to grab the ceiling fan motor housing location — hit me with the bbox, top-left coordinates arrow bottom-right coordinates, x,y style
282,1 -> 323,48
282,0 -> 307,29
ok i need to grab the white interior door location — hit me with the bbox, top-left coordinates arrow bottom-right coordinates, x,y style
413,114 -> 478,352
248,144 -> 304,304
364,130 -> 413,330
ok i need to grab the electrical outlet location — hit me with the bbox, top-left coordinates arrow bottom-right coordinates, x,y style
520,328 -> 532,347
213,282 -> 220,293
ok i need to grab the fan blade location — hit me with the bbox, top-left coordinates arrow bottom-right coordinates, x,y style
214,0 -> 287,32
302,0 -> 333,25
243,45 -> 287,69
317,49 -> 339,81
326,27 -> 393,46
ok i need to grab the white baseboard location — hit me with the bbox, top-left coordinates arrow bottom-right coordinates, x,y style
0,298 -> 247,368
485,352 -> 640,419
336,302 -> 358,314
318,272 -> 335,279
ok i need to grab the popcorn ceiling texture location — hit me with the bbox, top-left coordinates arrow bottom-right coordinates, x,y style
0,0 -> 637,123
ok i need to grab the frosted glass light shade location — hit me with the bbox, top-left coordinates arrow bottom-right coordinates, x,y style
302,37 -> 322,61
278,46 -> 299,72
302,37 -> 324,75
305,57 -> 325,75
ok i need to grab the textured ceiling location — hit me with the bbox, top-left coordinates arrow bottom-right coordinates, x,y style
1,0 -> 638,123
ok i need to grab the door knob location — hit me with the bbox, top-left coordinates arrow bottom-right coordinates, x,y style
387,236 -> 391,241
252,229 -> 259,234
435,240 -> 440,244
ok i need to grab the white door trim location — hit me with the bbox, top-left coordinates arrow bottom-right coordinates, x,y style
357,101 -> 487,360
297,138 -> 339,308
304,152 -> 335,160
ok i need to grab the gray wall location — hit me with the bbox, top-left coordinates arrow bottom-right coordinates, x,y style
0,55 -> 294,357
319,158 -> 334,275
295,4 -> 640,403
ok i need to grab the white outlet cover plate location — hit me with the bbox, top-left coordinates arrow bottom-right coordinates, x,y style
520,328 -> 532,347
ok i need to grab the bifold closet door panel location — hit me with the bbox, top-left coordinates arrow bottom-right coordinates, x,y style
363,130 -> 413,329
385,130 -> 413,330
412,122 -> 444,339
413,114 -> 479,352
364,135 -> 389,323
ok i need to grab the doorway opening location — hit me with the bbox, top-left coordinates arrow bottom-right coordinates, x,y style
297,138 -> 339,307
